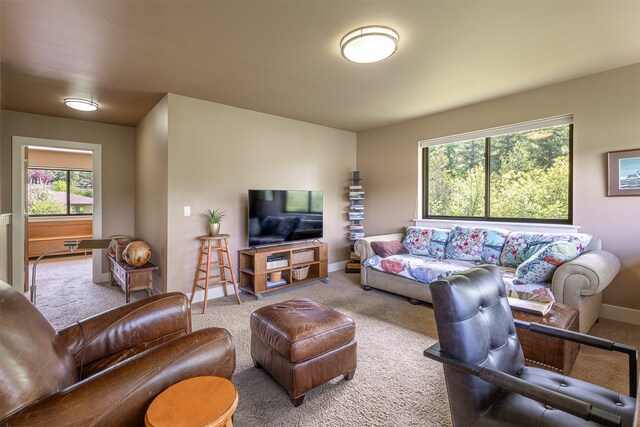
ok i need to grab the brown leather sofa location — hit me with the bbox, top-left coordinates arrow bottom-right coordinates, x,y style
0,280 -> 235,426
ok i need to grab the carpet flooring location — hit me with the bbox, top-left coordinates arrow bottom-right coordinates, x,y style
30,256 -> 640,426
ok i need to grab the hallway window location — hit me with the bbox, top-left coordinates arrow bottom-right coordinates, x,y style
28,168 -> 93,216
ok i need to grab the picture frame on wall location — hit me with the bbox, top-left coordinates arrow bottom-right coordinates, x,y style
607,148 -> 640,196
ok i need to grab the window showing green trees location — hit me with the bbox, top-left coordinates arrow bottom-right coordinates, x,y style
28,168 -> 93,216
425,123 -> 571,222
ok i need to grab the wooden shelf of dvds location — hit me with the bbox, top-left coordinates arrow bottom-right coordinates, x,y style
347,171 -> 363,273
238,241 -> 328,300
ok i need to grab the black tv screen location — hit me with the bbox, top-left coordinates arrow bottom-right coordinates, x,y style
248,190 -> 323,247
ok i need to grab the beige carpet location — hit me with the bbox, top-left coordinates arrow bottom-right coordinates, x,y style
30,256 -> 639,426
27,255 -> 138,328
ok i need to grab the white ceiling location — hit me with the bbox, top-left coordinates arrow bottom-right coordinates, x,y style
1,1 -> 639,132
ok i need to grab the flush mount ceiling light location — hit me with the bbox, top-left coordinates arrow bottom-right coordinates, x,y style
64,98 -> 99,112
340,25 -> 399,63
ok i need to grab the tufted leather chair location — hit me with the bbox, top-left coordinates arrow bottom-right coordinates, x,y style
424,265 -> 637,427
0,280 -> 236,426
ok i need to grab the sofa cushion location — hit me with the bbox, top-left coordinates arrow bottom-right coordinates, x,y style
481,228 -> 510,264
402,227 -> 449,259
514,241 -> 580,284
499,232 -> 592,267
444,225 -> 487,261
371,240 -> 408,258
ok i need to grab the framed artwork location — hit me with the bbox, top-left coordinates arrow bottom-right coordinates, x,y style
607,148 -> 640,196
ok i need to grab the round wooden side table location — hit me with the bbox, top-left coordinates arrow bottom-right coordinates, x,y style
145,376 -> 238,427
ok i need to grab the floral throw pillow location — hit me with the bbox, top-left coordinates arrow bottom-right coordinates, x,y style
481,228 -> 509,264
500,232 -> 592,267
444,225 -> 486,262
402,227 -> 450,259
514,240 -> 579,284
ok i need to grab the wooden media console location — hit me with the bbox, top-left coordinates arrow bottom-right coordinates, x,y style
238,241 -> 328,300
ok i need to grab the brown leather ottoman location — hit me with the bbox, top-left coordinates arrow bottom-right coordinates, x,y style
250,298 -> 357,406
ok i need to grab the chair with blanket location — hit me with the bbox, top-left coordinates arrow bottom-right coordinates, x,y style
424,265 -> 637,426
0,280 -> 236,426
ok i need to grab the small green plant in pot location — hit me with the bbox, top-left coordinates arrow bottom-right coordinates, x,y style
201,208 -> 227,236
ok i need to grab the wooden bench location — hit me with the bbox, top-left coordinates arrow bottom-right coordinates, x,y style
28,218 -> 92,258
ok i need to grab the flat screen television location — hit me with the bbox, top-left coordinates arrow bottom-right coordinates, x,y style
248,189 -> 323,247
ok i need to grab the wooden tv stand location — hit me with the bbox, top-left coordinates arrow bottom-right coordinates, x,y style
238,241 -> 328,300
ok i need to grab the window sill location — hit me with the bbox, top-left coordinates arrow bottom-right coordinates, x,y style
28,216 -> 93,223
414,218 -> 580,234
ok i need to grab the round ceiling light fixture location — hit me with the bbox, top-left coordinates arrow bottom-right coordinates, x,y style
64,98 -> 99,112
340,25 -> 399,63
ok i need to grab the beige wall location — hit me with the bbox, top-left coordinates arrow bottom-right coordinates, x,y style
134,96 -> 169,292
357,63 -> 640,310
0,214 -> 10,282
27,147 -> 93,170
164,94 -> 356,294
0,110 -> 136,277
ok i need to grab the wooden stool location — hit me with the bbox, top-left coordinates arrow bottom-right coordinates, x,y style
145,376 -> 238,427
190,235 -> 241,313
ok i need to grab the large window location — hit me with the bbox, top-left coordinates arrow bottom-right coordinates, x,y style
422,116 -> 572,223
28,168 -> 93,216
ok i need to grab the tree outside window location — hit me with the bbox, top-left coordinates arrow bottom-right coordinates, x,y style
424,123 -> 571,222
28,168 -> 93,216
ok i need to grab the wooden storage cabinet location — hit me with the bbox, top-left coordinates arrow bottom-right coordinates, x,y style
238,242 -> 328,299
107,253 -> 158,303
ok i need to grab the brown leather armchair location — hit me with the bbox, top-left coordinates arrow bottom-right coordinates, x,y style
424,265 -> 637,427
0,280 -> 235,426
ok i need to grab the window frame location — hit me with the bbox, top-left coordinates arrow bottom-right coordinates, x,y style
27,167 -> 94,217
420,116 -> 573,224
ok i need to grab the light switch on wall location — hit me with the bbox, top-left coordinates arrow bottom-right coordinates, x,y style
184,206 -> 191,216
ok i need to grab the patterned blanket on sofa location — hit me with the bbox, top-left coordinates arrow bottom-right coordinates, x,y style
363,254 -> 555,302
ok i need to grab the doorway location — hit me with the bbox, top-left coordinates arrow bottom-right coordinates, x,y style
11,136 -> 104,290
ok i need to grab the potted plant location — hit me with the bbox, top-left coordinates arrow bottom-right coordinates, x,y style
201,208 -> 227,236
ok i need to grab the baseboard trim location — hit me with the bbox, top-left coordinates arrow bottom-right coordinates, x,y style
188,262 -> 348,303
189,285 -> 236,304
600,303 -> 640,326
95,272 -> 110,283
329,261 -> 347,272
